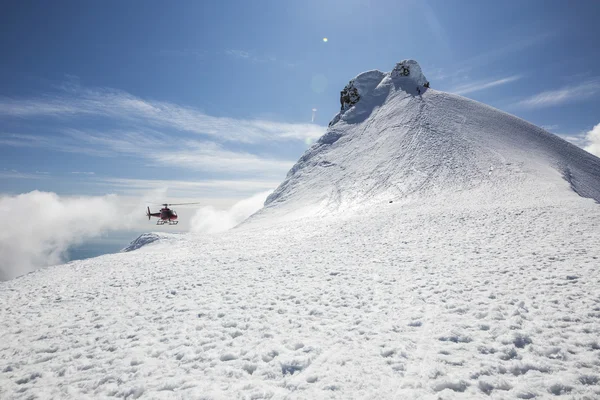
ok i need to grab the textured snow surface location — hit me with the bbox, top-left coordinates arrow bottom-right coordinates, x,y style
121,233 -> 181,253
2,60 -> 600,399
1,201 -> 600,399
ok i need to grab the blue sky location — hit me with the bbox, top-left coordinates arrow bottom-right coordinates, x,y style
1,0 -> 600,201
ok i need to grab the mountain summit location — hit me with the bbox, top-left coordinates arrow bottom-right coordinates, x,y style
258,60 -> 600,221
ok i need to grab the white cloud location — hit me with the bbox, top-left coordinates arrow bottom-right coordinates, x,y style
450,75 -> 521,95
0,191 -> 142,281
584,123 -> 600,157
190,191 -> 271,234
517,80 -> 600,109
0,86 -> 325,143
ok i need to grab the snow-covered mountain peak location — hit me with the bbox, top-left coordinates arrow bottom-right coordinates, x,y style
257,62 -> 600,223
333,60 -> 428,124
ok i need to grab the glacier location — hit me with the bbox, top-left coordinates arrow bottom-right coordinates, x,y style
1,60 -> 600,399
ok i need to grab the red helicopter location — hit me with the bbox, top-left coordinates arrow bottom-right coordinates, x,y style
146,203 -> 201,225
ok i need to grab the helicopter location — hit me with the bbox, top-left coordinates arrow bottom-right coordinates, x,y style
146,203 -> 201,225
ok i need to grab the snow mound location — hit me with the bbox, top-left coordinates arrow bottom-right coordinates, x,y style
257,60 -> 600,222
121,232 -> 180,252
390,59 -> 429,86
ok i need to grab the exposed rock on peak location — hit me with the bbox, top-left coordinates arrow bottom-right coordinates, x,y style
340,82 -> 360,112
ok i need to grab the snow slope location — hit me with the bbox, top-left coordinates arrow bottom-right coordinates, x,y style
2,61 -> 600,399
257,60 -> 600,221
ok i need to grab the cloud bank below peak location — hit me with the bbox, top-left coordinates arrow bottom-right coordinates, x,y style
0,191 -> 140,281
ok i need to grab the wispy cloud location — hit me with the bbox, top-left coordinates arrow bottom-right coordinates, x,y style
461,33 -> 552,72
0,82 -> 319,191
152,141 -> 294,175
225,49 -> 279,64
430,32 -> 552,83
224,49 -> 296,68
99,177 -> 279,198
3,129 -> 295,177
427,29 -> 556,86
584,123 -> 600,157
0,169 -> 47,180
226,49 -> 251,59
71,171 -> 95,175
0,133 -> 114,157
0,86 -> 325,143
517,79 -> 600,109
69,129 -> 294,176
450,75 -> 522,95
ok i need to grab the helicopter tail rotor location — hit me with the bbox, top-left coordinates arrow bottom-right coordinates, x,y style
146,206 -> 151,220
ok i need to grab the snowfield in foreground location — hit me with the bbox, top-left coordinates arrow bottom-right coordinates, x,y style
1,198 -> 600,399
2,60 -> 600,399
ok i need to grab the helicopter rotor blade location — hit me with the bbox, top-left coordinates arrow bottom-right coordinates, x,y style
164,202 -> 204,206
148,202 -> 204,207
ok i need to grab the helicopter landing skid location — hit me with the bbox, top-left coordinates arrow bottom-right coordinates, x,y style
156,220 -> 179,225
